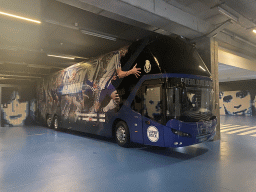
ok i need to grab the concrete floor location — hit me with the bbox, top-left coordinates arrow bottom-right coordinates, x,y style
1,116 -> 256,192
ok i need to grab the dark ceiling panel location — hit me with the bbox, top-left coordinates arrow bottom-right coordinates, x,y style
42,0 -> 76,23
0,0 -> 41,19
0,0 -> 154,84
0,18 -> 42,49
224,0 -> 256,23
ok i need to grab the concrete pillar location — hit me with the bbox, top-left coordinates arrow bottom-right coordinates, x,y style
0,86 -> 1,127
195,37 -> 220,140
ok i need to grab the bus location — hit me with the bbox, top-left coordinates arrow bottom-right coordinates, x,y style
37,34 -> 217,148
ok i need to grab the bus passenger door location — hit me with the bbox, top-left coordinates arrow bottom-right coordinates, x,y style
142,84 -> 165,146
130,87 -> 144,144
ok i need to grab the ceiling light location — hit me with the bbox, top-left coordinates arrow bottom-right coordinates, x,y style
47,54 -> 75,60
218,7 -> 238,22
199,66 -> 206,71
80,29 -> 116,41
0,74 -> 41,79
75,56 -> 88,60
0,11 -> 41,24
253,29 -> 256,34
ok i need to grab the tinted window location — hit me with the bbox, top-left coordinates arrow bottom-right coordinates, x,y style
147,36 -> 211,77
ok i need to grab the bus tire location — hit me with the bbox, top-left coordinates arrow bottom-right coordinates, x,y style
46,115 -> 52,128
115,121 -> 130,147
53,115 -> 59,130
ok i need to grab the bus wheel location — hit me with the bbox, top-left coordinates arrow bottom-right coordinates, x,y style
53,116 -> 59,130
115,121 -> 130,147
46,115 -> 52,128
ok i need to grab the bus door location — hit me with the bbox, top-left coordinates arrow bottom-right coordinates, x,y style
142,84 -> 165,146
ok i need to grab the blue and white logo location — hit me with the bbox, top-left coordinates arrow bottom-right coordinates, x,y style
147,126 -> 159,142
144,60 -> 151,73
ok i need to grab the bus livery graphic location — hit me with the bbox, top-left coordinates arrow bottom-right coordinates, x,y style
37,35 -> 217,147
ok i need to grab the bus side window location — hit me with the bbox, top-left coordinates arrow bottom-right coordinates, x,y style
143,86 -> 163,123
131,88 -> 143,114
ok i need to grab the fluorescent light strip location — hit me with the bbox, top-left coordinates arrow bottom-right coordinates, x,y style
81,30 -> 116,41
199,65 -> 206,71
218,7 -> 238,22
0,11 -> 41,24
47,54 -> 75,60
75,56 -> 88,60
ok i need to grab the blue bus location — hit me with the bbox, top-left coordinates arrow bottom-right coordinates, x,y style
37,34 -> 217,147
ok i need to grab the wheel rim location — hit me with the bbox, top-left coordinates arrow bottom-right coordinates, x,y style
54,118 -> 58,129
116,126 -> 126,143
47,117 -> 52,128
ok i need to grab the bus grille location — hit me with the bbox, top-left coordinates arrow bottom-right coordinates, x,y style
181,111 -> 212,122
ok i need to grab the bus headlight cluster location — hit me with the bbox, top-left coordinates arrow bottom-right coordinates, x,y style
171,129 -> 191,138
174,142 -> 183,145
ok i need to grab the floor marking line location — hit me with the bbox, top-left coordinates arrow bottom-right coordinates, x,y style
34,133 -> 44,136
237,129 -> 256,135
221,125 -> 249,128
221,125 -> 240,127
225,126 -> 256,134
220,126 -> 241,129
221,125 -> 246,129
221,126 -> 249,132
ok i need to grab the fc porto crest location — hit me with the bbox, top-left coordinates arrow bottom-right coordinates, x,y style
144,60 -> 151,73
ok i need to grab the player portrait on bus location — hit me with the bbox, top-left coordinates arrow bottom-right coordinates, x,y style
88,47 -> 141,113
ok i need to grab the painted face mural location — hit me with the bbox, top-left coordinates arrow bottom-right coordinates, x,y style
222,90 -> 251,115
2,91 -> 29,126
30,99 -> 36,120
219,92 -> 225,115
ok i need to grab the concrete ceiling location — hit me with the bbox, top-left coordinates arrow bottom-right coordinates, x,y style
219,63 -> 256,82
0,0 -> 256,84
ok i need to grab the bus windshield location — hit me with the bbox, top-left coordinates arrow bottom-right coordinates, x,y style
166,79 -> 214,122
147,36 -> 211,77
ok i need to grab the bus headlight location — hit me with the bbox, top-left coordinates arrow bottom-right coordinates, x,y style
171,129 -> 191,138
